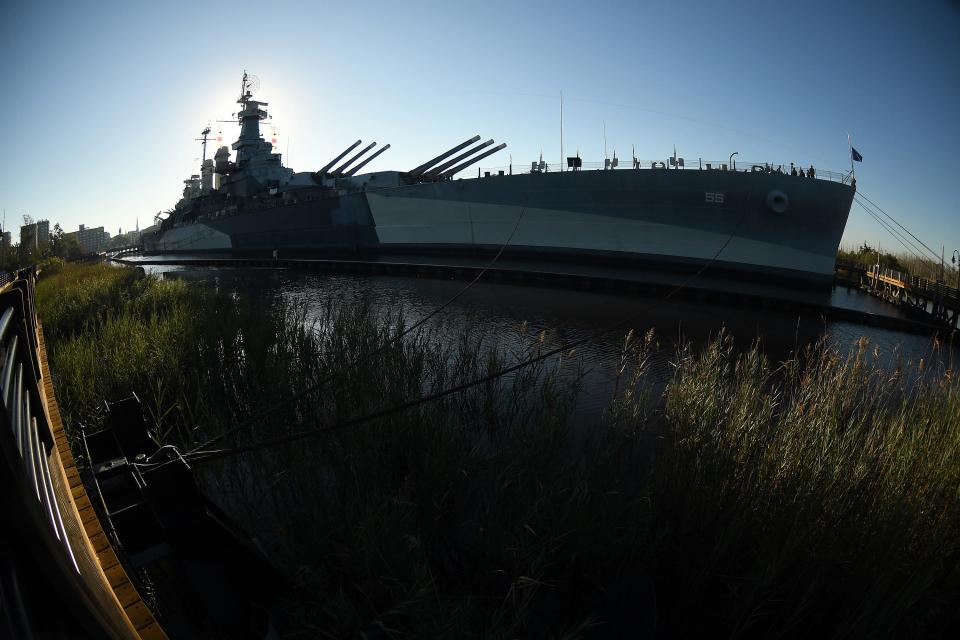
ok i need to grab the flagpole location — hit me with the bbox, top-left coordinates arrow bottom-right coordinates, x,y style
560,91 -> 564,173
847,133 -> 855,181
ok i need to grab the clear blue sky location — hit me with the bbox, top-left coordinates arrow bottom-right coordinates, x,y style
2,0 -> 958,263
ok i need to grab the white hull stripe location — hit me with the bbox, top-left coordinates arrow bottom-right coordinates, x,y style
366,195 -> 834,276
154,224 -> 232,251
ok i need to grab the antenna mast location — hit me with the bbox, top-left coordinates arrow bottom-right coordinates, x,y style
847,133 -> 855,181
196,126 -> 212,163
560,91 -> 564,173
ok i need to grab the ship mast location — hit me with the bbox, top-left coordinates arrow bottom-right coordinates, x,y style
231,70 -> 269,169
195,126 -> 212,163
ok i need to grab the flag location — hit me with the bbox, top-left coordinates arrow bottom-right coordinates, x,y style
851,147 -> 863,162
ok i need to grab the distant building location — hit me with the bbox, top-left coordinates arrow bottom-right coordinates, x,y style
37,220 -> 49,247
19,219 -> 50,250
65,225 -> 111,255
20,224 -> 36,249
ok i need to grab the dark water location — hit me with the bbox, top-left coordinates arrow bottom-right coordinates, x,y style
136,263 -> 957,420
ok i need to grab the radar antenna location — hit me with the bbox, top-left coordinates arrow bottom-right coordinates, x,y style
240,71 -> 261,102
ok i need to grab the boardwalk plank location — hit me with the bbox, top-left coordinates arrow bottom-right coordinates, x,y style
40,317 -> 168,639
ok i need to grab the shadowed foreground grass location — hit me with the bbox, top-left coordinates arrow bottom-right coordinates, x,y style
39,262 -> 960,638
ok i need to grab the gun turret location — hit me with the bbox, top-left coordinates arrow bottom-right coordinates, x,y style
409,135 -> 481,176
345,144 -> 391,176
441,143 -> 507,178
317,140 -> 362,175
334,142 -> 377,175
425,139 -> 495,176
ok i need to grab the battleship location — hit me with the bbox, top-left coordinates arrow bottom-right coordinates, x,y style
143,73 -> 855,289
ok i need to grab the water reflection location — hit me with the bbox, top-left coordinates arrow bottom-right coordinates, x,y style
148,265 -> 957,407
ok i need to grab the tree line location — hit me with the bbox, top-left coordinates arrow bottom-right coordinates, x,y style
2,219 -> 85,272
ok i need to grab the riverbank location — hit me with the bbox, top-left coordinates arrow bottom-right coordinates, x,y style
39,262 -> 960,638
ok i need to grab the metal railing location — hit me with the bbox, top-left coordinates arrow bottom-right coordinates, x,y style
908,274 -> 960,304
475,159 -> 851,184
0,267 -> 80,574
870,265 -> 911,287
837,259 -> 960,305
101,245 -> 143,258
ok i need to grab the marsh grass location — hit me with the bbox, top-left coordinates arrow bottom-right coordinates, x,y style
643,336 -> 960,637
39,263 -> 960,638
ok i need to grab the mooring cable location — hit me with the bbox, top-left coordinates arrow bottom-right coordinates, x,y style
133,181 -> 946,471
180,212 -> 748,466
854,200 -> 931,265
854,191 -> 941,262
854,196 -> 927,261
169,201 -> 530,460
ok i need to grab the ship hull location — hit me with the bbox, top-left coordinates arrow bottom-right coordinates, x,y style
144,169 -> 853,288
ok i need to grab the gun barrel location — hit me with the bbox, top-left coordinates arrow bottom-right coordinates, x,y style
426,140 -> 494,176
318,140 -> 362,175
345,144 -> 391,176
409,135 -> 481,176
334,142 -> 377,175
441,143 -> 507,178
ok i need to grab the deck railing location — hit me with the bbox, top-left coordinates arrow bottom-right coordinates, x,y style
475,159 -> 852,184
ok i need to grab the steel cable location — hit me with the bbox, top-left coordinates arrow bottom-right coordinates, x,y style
855,191 -> 941,262
854,200 -> 931,265
166,201 -> 531,461
179,211 -> 748,466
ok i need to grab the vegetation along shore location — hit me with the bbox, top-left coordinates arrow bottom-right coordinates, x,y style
37,261 -> 960,638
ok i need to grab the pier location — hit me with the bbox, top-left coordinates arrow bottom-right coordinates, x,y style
835,258 -> 960,329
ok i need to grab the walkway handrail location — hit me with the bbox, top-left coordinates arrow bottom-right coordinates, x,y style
842,259 -> 960,303
0,267 -> 165,638
101,245 -> 143,258
477,160 -> 851,184
0,267 -> 76,568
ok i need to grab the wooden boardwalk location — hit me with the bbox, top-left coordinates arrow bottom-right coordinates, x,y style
835,259 -> 960,329
37,322 -> 168,638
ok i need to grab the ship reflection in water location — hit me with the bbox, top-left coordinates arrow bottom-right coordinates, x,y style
135,262 -> 957,422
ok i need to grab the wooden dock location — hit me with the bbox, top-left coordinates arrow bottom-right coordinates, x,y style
835,259 -> 960,329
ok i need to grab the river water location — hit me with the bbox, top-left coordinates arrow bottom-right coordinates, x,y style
132,262 -> 957,421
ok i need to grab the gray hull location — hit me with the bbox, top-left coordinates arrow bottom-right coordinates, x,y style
144,169 -> 853,287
